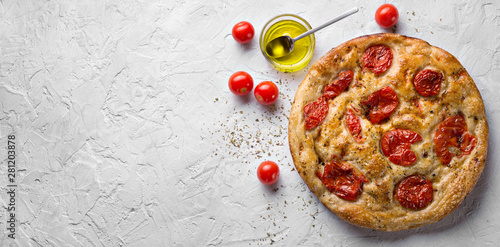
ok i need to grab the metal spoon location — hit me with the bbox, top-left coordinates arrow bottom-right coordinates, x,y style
265,7 -> 359,58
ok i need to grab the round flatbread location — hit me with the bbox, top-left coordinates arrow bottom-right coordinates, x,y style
288,33 -> 488,231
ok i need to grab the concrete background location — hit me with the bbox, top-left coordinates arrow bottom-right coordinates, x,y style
0,0 -> 499,246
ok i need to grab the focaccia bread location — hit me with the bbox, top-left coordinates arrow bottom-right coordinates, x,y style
288,33 -> 488,231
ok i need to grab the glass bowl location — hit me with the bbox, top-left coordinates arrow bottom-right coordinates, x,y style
259,14 -> 315,73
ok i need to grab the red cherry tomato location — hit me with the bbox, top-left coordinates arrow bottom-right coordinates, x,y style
413,69 -> 443,97
254,81 -> 279,105
434,115 -> 477,165
346,108 -> 363,143
375,4 -> 399,28
362,45 -> 393,75
323,70 -> 354,99
396,175 -> 433,210
257,161 -> 280,185
228,71 -> 253,96
381,129 -> 422,166
362,86 -> 398,124
232,21 -> 254,44
303,97 -> 329,130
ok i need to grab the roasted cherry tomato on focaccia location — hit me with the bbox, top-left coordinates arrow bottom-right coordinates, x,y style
362,86 -> 398,124
228,71 -> 254,96
254,81 -> 279,105
362,44 -> 393,74
303,97 -> 329,130
375,4 -> 399,28
413,69 -> 443,97
396,175 -> 433,210
288,33 -> 488,232
323,70 -> 354,99
303,71 -> 354,130
381,129 -> 422,166
434,114 -> 477,165
257,161 -> 280,185
319,160 -> 368,201
346,108 -> 363,143
232,21 -> 254,44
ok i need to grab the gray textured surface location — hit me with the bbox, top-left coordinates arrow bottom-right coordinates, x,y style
0,0 -> 499,246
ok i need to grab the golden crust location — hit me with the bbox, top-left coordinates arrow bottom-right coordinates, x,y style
288,33 -> 488,231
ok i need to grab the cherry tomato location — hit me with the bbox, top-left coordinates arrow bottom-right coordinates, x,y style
228,71 -> 253,96
254,81 -> 279,105
346,108 -> 363,143
381,129 -> 422,166
323,70 -> 354,99
375,4 -> 399,28
434,115 -> 476,165
413,69 -> 443,97
257,161 -> 280,185
396,175 -> 433,210
319,160 -> 368,201
362,45 -> 393,74
303,97 -> 328,130
362,86 -> 398,124
232,21 -> 254,44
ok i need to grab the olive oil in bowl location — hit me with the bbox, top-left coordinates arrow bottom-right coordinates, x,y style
260,15 -> 315,73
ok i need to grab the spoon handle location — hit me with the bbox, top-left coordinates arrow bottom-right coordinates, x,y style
293,7 -> 359,42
